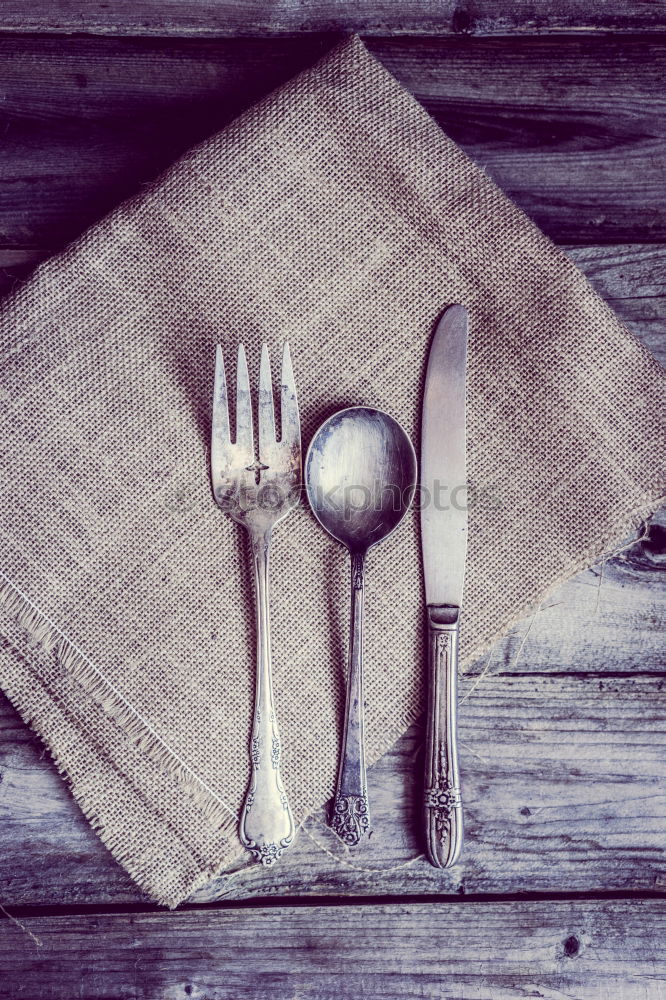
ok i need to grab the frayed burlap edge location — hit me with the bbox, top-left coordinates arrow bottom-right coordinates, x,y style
0,490 -> 662,907
0,582 -> 242,907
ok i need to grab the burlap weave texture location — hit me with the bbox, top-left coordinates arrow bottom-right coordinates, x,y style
0,36 -> 663,907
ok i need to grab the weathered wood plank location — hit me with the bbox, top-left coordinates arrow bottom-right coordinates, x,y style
1,899 -> 664,1000
565,245 -> 666,366
373,35 -> 666,244
0,0 -> 663,37
0,35 -> 663,255
463,511 -> 666,674
1,520 -> 663,906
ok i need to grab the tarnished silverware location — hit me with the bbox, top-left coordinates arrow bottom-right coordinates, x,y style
211,342 -> 300,865
420,305 -> 469,868
305,407 -> 416,845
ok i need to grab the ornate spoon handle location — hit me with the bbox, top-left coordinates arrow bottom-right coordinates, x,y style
238,529 -> 295,865
330,549 -> 370,845
424,604 -> 463,868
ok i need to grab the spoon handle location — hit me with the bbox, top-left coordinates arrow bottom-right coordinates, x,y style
330,550 -> 370,845
423,605 -> 463,867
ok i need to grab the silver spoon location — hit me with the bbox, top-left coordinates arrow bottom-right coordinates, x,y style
305,406 -> 417,845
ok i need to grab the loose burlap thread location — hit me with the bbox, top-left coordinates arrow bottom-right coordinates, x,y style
0,36 -> 663,907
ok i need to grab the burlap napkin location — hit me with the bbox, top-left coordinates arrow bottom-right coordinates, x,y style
0,35 -> 663,907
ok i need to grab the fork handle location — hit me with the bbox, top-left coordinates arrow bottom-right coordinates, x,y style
424,605 -> 463,868
330,550 -> 370,846
238,529 -> 295,865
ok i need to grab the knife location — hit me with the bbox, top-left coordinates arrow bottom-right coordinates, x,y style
420,303 -> 468,868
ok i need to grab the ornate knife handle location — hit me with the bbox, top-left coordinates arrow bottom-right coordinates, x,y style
239,530 -> 295,866
330,550 -> 370,846
424,604 -> 463,868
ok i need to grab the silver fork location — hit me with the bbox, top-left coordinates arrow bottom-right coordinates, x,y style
211,342 -> 301,866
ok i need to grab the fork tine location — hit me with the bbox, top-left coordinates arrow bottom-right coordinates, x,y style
258,343 -> 276,458
280,342 -> 300,451
235,343 -> 254,457
211,344 -> 230,463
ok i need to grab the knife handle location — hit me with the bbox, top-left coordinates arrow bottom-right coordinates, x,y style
424,604 -> 463,868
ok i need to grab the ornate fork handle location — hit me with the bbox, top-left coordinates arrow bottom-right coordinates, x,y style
238,528 -> 295,865
423,605 -> 463,868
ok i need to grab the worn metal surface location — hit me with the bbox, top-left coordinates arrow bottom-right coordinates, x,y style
420,305 -> 468,868
211,343 -> 301,865
306,407 -> 416,845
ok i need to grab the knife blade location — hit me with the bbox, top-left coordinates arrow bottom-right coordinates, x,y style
420,303 -> 468,868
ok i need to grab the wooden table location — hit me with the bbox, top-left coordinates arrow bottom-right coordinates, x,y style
0,5 -> 664,998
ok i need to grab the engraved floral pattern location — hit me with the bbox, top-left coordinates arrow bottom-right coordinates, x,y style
330,793 -> 370,845
248,835 -> 293,866
425,780 -> 461,842
271,735 -> 280,769
435,629 -> 453,664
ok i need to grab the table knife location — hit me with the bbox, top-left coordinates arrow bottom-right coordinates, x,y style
420,303 -> 468,868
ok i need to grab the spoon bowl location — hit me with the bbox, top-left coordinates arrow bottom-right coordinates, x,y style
305,406 -> 416,553
305,406 -> 416,845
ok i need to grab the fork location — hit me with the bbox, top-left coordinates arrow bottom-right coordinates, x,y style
211,342 -> 300,866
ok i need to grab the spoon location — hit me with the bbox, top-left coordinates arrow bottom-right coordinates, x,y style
305,406 -> 417,845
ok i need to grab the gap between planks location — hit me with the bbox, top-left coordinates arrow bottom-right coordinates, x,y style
2,886 -> 666,921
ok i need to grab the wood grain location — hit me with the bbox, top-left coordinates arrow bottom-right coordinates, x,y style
1,522 -> 663,906
1,899 -> 664,1000
566,245 -> 666,366
0,34 -> 663,260
0,0 -> 663,37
